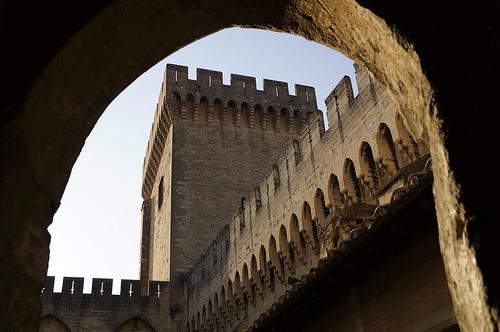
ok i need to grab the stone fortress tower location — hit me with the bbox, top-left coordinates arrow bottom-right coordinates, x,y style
139,64 -> 320,328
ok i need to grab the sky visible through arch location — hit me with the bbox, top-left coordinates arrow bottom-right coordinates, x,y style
47,27 -> 358,294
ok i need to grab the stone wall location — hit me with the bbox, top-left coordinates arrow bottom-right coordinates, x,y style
139,64 -> 320,330
40,277 -> 169,331
185,66 -> 437,331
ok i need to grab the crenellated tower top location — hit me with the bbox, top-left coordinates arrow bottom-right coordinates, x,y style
142,64 -> 319,199
161,64 -> 317,115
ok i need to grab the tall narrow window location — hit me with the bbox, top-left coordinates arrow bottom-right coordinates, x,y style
314,189 -> 330,224
198,97 -> 209,123
359,142 -> 379,190
186,95 -> 195,120
293,139 -> 302,165
227,100 -> 236,127
255,187 -> 262,209
272,164 -> 280,189
267,107 -> 276,132
240,103 -> 249,128
171,92 -> 182,119
293,110 -> 302,134
280,109 -> 289,133
158,176 -> 164,210
253,105 -> 263,130
212,99 -> 222,124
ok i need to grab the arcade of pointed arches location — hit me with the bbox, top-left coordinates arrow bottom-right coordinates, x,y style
170,91 -> 316,135
187,114 -> 429,331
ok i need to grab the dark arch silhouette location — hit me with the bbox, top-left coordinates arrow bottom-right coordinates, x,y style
1,1 -> 497,330
108,311 -> 159,332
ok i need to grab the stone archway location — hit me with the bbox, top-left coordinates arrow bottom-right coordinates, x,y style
1,1 -> 499,331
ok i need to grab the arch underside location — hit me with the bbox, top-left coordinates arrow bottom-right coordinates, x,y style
1,0 -> 497,331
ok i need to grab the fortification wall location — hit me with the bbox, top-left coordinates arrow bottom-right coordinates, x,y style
185,66 -> 432,331
40,277 -> 169,331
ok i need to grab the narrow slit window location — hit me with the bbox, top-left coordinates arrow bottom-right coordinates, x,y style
175,70 -> 178,82
209,75 -> 212,87
158,176 -> 164,210
275,86 -> 279,98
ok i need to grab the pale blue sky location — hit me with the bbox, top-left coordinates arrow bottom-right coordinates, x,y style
47,27 -> 357,294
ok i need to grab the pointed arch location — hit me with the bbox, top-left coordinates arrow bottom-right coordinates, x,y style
269,235 -> 283,280
253,104 -> 263,130
233,271 -> 245,309
259,245 -> 267,279
114,317 -> 156,332
306,111 -> 315,123
293,110 -> 302,134
359,141 -> 379,190
108,311 -> 159,332
201,305 -> 207,330
212,98 -> 223,124
227,100 -> 237,127
171,92 -> 182,119
267,106 -> 276,132
314,188 -> 330,224
290,214 -> 307,262
186,94 -> 195,120
328,174 -> 344,208
259,244 -> 274,288
302,201 -> 319,249
198,96 -> 209,123
190,316 -> 196,332
220,285 -> 233,324
212,292 -> 223,329
241,263 -> 252,302
39,315 -> 71,332
396,112 -> 422,162
279,224 -> 295,272
207,300 -> 214,329
280,108 -> 289,133
226,278 -> 240,318
195,312 -> 201,332
377,123 -> 399,174
239,103 -> 249,128
251,254 -> 264,297
250,255 -> 258,283
344,158 -> 361,203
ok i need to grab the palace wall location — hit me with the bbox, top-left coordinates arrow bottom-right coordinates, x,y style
139,64 -> 320,329
185,65 -> 436,331
39,277 -> 169,331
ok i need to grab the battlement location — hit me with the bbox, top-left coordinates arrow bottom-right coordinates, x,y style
163,64 -> 317,109
141,64 -> 319,199
41,276 -> 168,298
40,276 -> 170,330
184,70 -> 431,331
